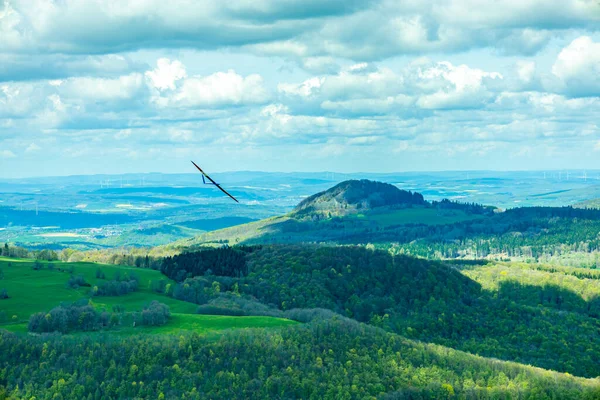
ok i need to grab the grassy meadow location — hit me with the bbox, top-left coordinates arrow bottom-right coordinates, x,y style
0,256 -> 297,335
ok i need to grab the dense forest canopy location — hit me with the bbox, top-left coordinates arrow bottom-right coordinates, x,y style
2,317 -> 600,399
146,244 -> 600,378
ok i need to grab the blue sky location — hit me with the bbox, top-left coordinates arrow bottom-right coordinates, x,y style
0,0 -> 599,178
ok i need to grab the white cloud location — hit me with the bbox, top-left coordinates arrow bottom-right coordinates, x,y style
166,128 -> 194,142
278,77 -> 324,97
2,0 -> 599,62
164,69 -> 270,108
278,60 -> 503,114
145,58 -> 187,91
552,36 -> 600,97
0,150 -> 16,158
60,73 -> 145,102
114,129 -> 132,140
0,82 -> 47,117
25,143 -> 41,153
1,1 -> 600,176
300,57 -> 340,74
415,61 -> 502,109
0,0 -> 24,51
516,61 -> 536,84
321,96 -> 413,115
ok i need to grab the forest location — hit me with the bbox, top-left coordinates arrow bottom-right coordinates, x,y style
149,245 -> 600,378
3,182 -> 600,398
2,316 -> 599,399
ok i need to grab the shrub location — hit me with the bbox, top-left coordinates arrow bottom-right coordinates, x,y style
66,274 -> 89,289
93,279 -> 138,296
135,301 -> 171,327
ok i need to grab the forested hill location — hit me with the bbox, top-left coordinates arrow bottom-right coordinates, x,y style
173,179 -> 600,266
294,179 -> 425,216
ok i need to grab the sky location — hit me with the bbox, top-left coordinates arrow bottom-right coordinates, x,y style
0,0 -> 599,178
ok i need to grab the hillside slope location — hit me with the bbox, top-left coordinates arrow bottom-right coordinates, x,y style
175,179 -> 487,248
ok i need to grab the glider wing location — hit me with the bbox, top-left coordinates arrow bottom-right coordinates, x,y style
191,161 -> 239,203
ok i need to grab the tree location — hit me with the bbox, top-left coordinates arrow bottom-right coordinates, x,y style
67,275 -> 88,289
2,243 -> 8,257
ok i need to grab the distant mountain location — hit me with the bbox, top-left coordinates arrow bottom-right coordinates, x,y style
175,180 -> 493,248
294,179 -> 425,217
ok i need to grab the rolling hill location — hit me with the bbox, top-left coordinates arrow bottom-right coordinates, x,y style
176,179 -> 490,248
0,256 -> 296,335
294,179 -> 426,217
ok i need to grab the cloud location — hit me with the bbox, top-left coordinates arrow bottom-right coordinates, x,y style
225,0 -> 371,21
59,73 -> 146,103
0,150 -> 16,158
25,143 -> 40,153
551,36 -> 600,97
414,62 -> 503,109
249,0 -> 600,61
145,58 -> 187,91
1,0 -> 327,54
0,53 -> 147,82
2,0 -> 599,63
0,81 -> 47,117
516,61 -> 536,84
1,1 -> 599,177
278,60 -> 503,116
152,66 -> 270,108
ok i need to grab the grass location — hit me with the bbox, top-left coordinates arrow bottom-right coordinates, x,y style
183,215 -> 289,247
0,314 -> 298,336
0,257 -> 196,323
0,257 -> 298,336
105,313 -> 298,336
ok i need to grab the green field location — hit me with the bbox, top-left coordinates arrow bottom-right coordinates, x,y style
0,257 -> 297,335
104,313 -> 298,336
0,256 -> 197,322
356,207 -> 484,226
1,313 -> 298,336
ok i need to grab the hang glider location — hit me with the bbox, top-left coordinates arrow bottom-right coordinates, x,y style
191,161 -> 239,203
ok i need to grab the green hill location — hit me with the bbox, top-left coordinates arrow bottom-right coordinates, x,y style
176,179 -> 489,248
173,182 -> 600,269
294,179 -> 425,217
